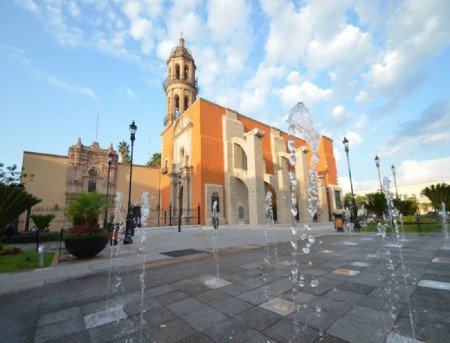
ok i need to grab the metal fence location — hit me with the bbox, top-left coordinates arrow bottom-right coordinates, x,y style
17,206 -> 71,232
15,204 -> 201,232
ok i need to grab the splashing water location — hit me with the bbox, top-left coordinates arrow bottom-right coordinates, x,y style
138,192 -> 150,342
439,202 -> 449,240
105,192 -> 124,310
286,102 -> 321,340
383,177 -> 416,339
211,200 -> 220,278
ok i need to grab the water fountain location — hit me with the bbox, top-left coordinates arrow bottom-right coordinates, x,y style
439,202 -> 449,239
383,177 -> 416,339
286,102 -> 321,340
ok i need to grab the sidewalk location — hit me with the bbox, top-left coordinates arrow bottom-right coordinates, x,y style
0,222 -> 335,295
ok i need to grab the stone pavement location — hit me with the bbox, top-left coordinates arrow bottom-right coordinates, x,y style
0,223 -> 333,295
1,230 -> 450,342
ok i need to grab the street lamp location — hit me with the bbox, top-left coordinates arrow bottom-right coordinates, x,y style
375,155 -> 382,193
342,137 -> 359,229
178,174 -> 182,232
103,152 -> 114,232
124,120 -> 137,245
391,165 -> 399,199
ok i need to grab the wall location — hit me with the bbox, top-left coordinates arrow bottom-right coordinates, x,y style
21,152 -> 67,207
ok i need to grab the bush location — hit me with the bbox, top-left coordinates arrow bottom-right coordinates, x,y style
0,230 -> 62,244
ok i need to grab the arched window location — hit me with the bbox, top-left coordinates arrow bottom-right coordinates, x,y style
88,168 -> 97,177
184,96 -> 189,110
174,95 -> 180,113
184,66 -> 188,80
175,64 -> 180,79
88,180 -> 96,192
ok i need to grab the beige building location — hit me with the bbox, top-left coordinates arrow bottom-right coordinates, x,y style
20,139 -> 160,230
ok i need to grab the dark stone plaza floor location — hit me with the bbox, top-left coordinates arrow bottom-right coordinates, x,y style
1,232 -> 450,342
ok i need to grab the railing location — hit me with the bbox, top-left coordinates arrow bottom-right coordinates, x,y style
162,77 -> 199,94
17,206 -> 71,232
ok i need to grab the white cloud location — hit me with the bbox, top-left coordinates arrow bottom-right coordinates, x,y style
68,2 -> 81,19
344,130 -> 362,146
331,105 -> 347,119
277,81 -> 332,108
17,0 -> 38,13
125,87 -> 136,99
362,0 -> 450,101
398,157 -> 450,185
207,0 -> 250,42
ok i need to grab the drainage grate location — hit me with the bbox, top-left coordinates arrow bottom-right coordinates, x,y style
161,249 -> 206,257
84,307 -> 127,329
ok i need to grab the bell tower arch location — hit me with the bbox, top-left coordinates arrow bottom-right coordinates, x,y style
163,37 -> 198,126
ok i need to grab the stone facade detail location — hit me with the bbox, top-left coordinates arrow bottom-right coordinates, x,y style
66,139 -> 117,203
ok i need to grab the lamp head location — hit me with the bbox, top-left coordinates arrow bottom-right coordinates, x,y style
375,155 -> 380,167
342,137 -> 349,152
129,120 -> 137,141
108,152 -> 114,165
391,164 -> 395,173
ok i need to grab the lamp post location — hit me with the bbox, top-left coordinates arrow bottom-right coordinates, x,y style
103,152 -> 114,231
375,155 -> 382,193
124,120 -> 137,245
178,174 -> 182,232
342,137 -> 359,229
391,165 -> 399,199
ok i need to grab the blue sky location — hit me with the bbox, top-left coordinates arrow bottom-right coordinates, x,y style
1,0 -> 449,193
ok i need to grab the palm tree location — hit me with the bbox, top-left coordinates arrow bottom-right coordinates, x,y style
422,183 -> 450,211
117,141 -> 130,163
364,192 -> 387,216
0,184 -> 41,232
146,153 -> 161,168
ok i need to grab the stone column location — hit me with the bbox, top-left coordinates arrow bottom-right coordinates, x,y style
244,129 -> 266,225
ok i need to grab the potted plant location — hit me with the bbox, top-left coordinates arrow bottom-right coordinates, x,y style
64,192 -> 109,258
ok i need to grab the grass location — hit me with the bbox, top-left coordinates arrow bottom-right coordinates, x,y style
360,223 -> 444,233
0,250 -> 55,273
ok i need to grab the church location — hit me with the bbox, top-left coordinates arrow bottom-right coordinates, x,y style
20,38 -> 343,228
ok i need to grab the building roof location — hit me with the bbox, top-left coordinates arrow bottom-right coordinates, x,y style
166,37 -> 195,64
23,151 -> 68,159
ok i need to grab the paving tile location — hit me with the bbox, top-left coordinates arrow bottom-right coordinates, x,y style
325,289 -> 365,305
309,297 -> 352,317
34,317 -> 85,343
336,282 -> 374,295
237,287 -> 271,305
142,306 -> 178,327
395,315 -> 450,343
167,297 -> 210,317
385,332 -> 425,343
263,318 -> 319,343
260,297 -> 294,316
288,305 -> 339,331
88,315 -> 141,342
195,289 -> 234,306
144,318 -> 195,343
219,283 -> 247,296
170,279 -> 211,296
144,284 -> 176,297
45,331 -> 91,343
204,317 -> 266,343
183,306 -> 229,331
345,306 -> 396,329
279,290 -> 320,304
153,290 -> 189,306
236,306 -> 282,331
37,306 -> 82,327
178,332 -> 213,342
402,305 -> 450,325
213,297 -> 253,315
327,317 -> 390,343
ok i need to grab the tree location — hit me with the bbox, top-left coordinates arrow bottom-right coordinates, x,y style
364,192 -> 387,216
0,184 -> 41,232
0,163 -> 21,185
393,198 -> 418,216
421,183 -> 450,211
343,193 -> 366,210
146,153 -> 161,168
117,141 -> 130,163
31,214 -> 55,231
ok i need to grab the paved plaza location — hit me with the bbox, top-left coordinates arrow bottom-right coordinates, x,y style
1,226 -> 450,342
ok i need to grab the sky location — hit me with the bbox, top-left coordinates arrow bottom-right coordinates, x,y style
1,0 -> 450,194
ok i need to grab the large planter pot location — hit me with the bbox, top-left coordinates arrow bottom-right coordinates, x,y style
64,235 -> 108,259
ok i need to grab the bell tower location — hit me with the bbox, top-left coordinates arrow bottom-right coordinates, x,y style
163,37 -> 198,126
